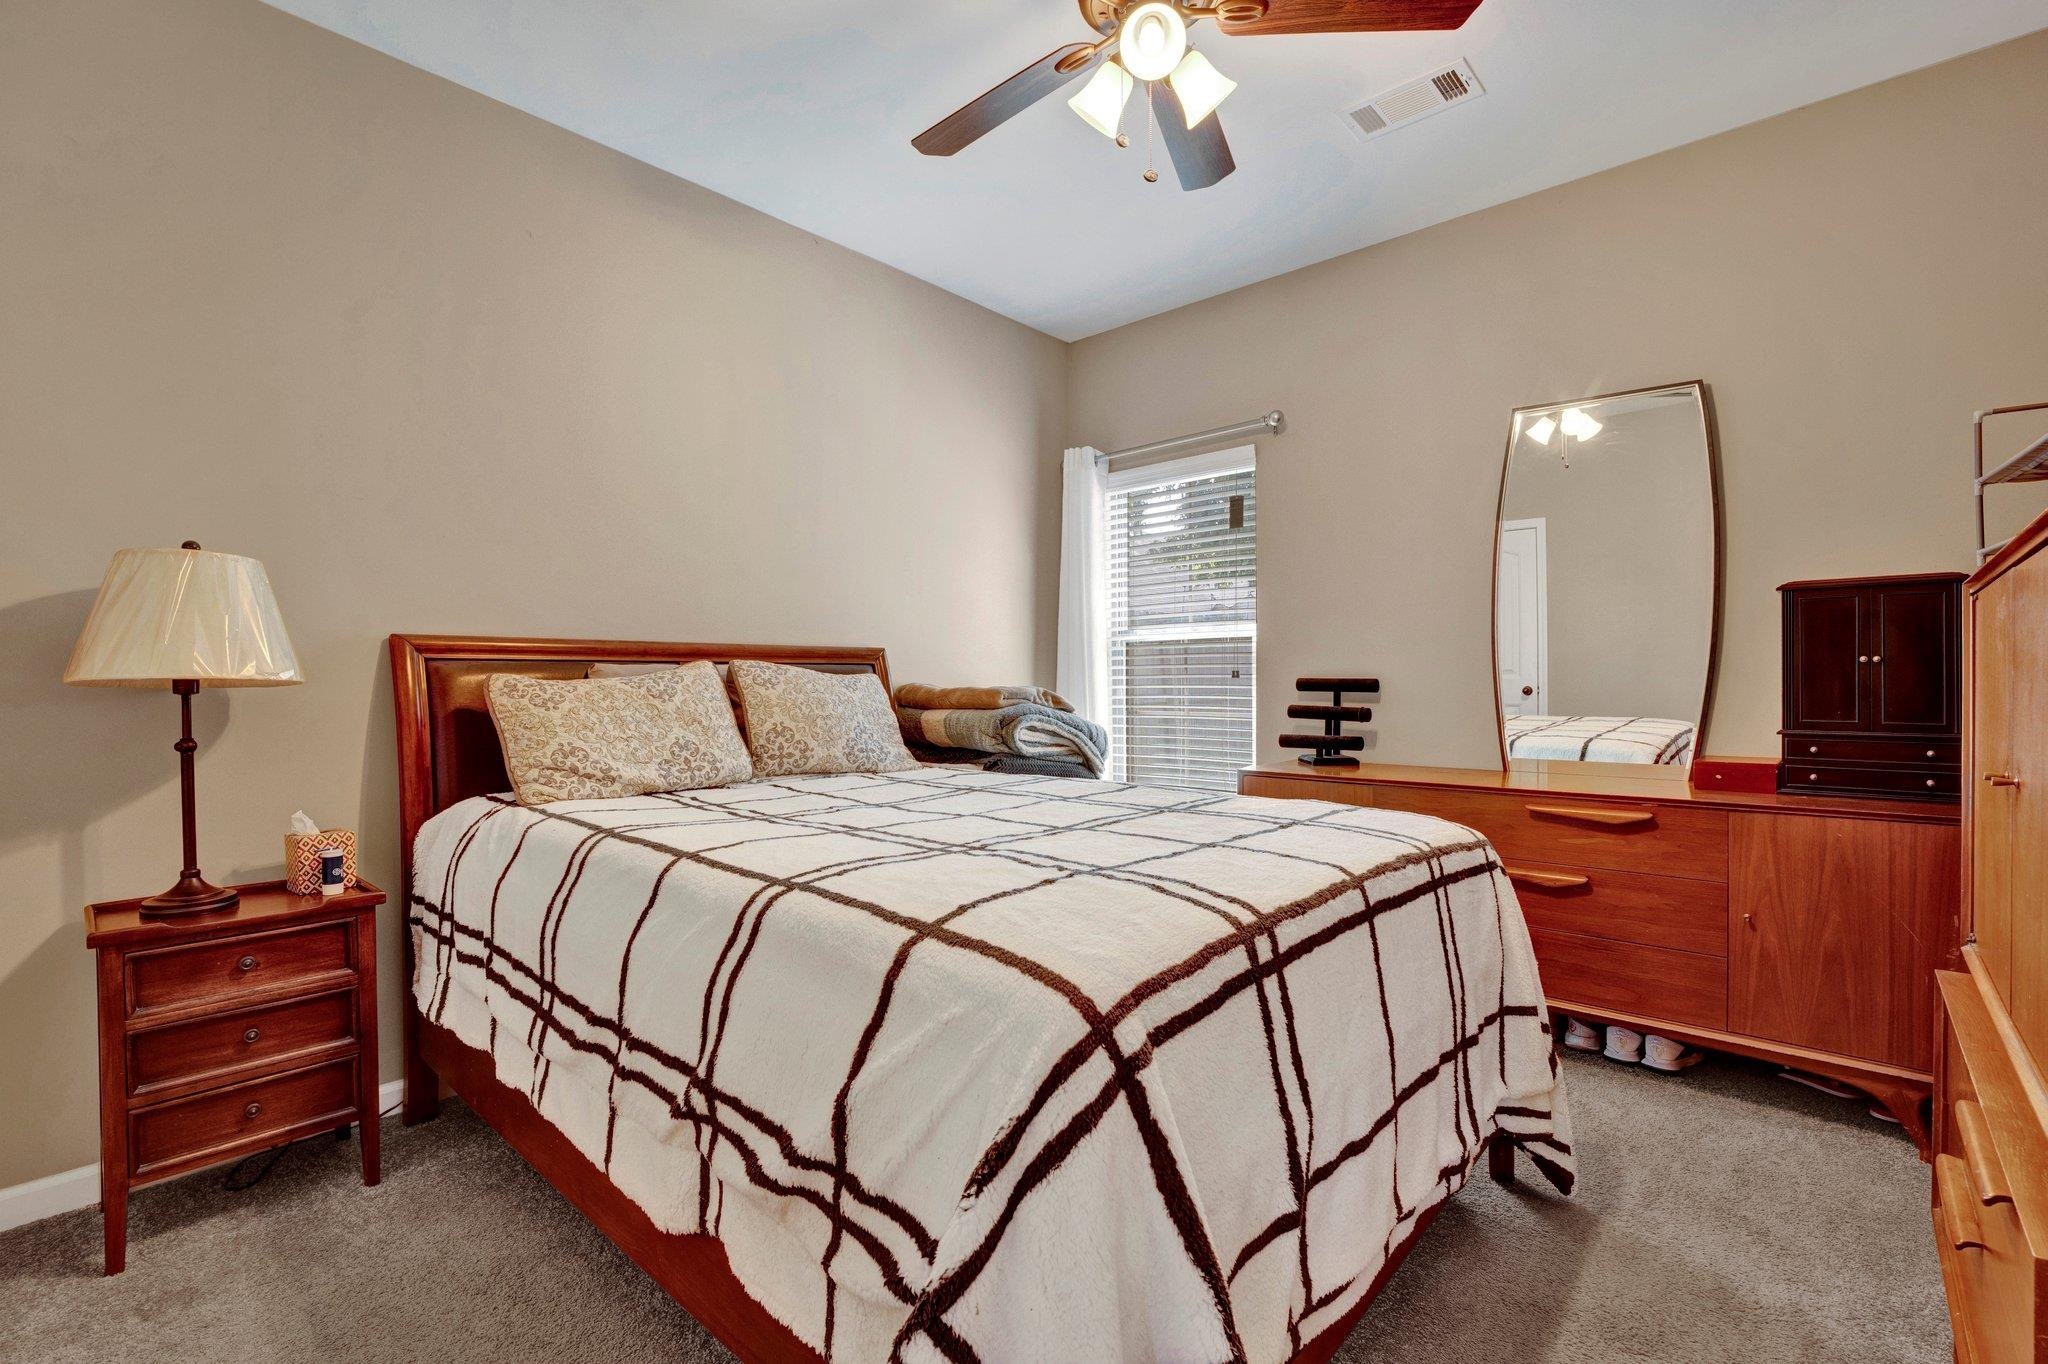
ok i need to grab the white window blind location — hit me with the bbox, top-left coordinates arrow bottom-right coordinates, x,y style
1105,449 -> 1256,790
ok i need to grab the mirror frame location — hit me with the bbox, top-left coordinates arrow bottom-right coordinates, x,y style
1489,379 -> 1725,772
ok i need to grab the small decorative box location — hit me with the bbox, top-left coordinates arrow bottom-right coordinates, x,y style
286,828 -> 358,894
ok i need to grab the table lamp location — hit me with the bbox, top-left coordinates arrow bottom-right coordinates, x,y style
65,542 -> 302,916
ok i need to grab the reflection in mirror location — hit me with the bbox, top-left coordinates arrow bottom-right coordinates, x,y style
1494,382 -> 1718,769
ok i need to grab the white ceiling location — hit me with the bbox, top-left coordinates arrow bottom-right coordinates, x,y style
262,0 -> 2048,340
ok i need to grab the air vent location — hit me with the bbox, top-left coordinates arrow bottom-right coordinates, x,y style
1344,60 -> 1483,141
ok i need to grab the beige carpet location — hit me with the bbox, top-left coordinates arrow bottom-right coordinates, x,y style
0,1050 -> 1948,1362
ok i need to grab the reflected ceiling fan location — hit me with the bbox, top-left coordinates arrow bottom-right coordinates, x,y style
912,0 -> 1484,190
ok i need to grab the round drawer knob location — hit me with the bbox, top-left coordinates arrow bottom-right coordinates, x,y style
243,1028 -> 261,1044
1807,772 -> 1819,782
1926,779 -> 1936,788
1926,750 -> 1936,758
1808,745 -> 1819,754
245,1102 -> 262,1119
237,956 -> 257,972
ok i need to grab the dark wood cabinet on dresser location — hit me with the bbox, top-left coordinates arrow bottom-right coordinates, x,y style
1932,506 -> 2048,1363
1241,761 -> 1959,1148
85,880 -> 383,1275
1780,572 -> 1965,798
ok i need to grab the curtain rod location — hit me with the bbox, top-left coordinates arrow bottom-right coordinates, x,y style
1097,411 -> 1285,464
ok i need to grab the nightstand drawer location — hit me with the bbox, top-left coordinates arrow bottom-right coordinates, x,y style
127,921 -> 350,1017
129,990 -> 356,1099
130,1058 -> 357,1180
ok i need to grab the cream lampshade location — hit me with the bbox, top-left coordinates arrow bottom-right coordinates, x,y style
66,542 -> 302,915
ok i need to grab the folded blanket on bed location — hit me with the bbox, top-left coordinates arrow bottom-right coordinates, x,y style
893,682 -> 1072,713
899,702 -> 1108,775
907,743 -> 1100,779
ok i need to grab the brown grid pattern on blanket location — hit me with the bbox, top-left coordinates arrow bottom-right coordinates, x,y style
409,769 -> 1572,1364
1503,714 -> 1696,765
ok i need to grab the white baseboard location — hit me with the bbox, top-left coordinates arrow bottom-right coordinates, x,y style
0,1078 -> 406,1235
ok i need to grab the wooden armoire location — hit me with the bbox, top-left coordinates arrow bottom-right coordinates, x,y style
1932,506 -> 2048,1361
1778,572 -> 1965,799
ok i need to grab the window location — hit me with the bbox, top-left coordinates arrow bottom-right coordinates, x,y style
1104,448 -> 1256,790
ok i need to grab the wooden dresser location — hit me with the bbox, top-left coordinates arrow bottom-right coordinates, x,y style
1933,507 -> 2048,1361
85,880 -> 384,1274
1778,572 -> 1965,799
1241,760 -> 1959,1145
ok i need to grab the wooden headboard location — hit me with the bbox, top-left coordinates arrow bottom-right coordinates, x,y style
387,633 -> 892,886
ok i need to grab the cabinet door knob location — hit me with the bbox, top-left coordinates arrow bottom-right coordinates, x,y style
1743,913 -> 1755,928
1986,773 -> 2022,787
1858,655 -> 1870,663
1871,654 -> 1881,663
237,955 -> 257,972
244,1102 -> 262,1119
243,1028 -> 261,1044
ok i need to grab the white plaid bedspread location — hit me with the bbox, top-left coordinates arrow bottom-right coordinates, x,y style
411,769 -> 1573,1363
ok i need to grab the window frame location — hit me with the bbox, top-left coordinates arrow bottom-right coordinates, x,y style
1101,444 -> 1258,789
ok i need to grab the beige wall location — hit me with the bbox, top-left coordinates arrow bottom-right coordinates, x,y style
1501,398 -> 1716,724
1069,30 -> 2048,772
0,0 -> 1065,1188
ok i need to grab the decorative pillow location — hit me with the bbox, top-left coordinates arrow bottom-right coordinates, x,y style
729,660 -> 921,778
486,662 -> 753,805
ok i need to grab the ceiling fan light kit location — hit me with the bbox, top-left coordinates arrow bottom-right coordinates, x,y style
912,0 -> 1484,190
1068,60 -> 1135,138
1118,3 -> 1188,80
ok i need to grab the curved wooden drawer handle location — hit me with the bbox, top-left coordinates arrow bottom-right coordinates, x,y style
1936,1156 -> 1989,1251
1524,804 -> 1657,828
1504,866 -> 1592,890
1955,1101 -> 2014,1206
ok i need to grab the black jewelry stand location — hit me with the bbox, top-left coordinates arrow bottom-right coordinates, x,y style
1276,676 -> 1377,767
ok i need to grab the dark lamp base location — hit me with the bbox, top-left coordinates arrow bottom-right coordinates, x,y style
138,874 -> 240,918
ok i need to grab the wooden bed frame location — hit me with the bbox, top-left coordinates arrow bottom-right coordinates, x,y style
388,632 -> 1504,1364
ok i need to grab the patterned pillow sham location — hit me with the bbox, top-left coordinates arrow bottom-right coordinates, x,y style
729,659 -> 921,778
486,661 -> 753,805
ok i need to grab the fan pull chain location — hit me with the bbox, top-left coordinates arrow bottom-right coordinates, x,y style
1143,91 -> 1159,184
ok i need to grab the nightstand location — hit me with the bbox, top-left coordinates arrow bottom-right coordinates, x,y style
84,878 -> 384,1275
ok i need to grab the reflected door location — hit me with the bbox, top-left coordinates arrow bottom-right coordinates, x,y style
1497,519 -> 1547,716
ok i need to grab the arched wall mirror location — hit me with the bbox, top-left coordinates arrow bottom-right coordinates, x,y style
1493,381 -> 1721,770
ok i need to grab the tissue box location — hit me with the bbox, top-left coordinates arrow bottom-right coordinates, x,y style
285,828 -> 358,895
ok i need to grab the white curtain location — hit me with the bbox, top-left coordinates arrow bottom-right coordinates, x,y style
1056,446 -> 1109,729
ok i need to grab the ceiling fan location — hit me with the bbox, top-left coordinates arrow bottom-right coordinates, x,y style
912,0 -> 1484,190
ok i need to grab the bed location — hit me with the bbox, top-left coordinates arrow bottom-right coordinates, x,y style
392,635 -> 1573,1364
1503,714 -> 1695,765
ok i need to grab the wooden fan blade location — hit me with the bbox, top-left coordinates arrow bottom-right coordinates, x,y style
1149,81 -> 1235,191
913,44 -> 1101,156
1218,0 -> 1483,36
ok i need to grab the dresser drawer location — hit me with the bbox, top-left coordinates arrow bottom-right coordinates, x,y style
130,1057 -> 357,1180
1778,763 -> 1960,798
1935,1153 -> 2038,1364
1781,736 -> 1959,767
1502,862 -> 1727,957
127,922 -> 351,1017
1370,786 -> 1728,883
128,989 -> 356,1099
1528,927 -> 1727,1030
